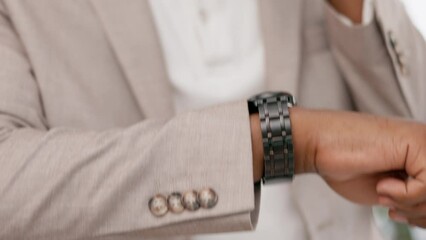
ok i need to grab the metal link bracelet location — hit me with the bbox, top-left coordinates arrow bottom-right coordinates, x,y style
248,92 -> 296,184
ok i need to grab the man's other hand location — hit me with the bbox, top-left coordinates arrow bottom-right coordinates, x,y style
291,108 -> 426,227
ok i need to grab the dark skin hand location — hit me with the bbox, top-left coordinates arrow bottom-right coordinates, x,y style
251,107 -> 426,227
322,0 -> 426,226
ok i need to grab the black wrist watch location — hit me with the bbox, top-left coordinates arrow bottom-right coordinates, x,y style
248,91 -> 296,184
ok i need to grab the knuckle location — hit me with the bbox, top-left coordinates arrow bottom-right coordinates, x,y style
405,184 -> 426,203
395,192 -> 413,204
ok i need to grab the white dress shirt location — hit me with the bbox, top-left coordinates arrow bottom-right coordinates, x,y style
148,1 -> 375,239
149,0 -> 265,114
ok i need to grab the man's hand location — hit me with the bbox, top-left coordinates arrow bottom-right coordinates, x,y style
251,107 -> 426,227
328,0 -> 364,24
289,108 -> 426,227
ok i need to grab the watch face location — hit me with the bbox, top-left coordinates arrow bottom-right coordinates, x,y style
248,91 -> 295,103
248,91 -> 296,113
249,91 -> 281,101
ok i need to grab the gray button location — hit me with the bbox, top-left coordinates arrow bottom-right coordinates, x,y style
198,188 -> 218,209
167,192 -> 185,214
149,194 -> 168,217
182,190 -> 200,211
388,31 -> 409,76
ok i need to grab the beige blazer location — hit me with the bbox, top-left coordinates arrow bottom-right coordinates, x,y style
0,0 -> 424,239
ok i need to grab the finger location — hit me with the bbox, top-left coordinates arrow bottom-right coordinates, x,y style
407,218 -> 426,228
389,212 -> 426,229
388,204 -> 426,219
379,195 -> 421,212
388,209 -> 408,224
377,177 -> 426,205
378,195 -> 398,208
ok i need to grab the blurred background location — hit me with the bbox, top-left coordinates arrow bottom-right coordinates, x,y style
403,0 -> 426,38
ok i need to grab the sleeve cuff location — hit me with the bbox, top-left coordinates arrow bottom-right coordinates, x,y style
141,100 -> 261,235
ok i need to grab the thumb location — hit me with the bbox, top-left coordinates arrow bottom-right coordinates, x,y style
377,176 -> 426,205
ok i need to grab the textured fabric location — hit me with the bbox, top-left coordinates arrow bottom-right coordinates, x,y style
0,0 -> 423,239
0,1 -> 255,239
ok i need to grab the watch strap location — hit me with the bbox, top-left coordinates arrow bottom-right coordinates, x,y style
253,93 -> 295,183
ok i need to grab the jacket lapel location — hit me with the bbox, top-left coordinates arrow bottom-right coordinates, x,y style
90,0 -> 174,118
258,0 -> 302,95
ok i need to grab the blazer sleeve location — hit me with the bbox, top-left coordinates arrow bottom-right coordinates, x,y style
323,0 -> 426,120
0,3 -> 259,240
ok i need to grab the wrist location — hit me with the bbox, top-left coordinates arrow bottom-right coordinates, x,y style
250,107 -> 319,178
248,92 -> 297,182
250,113 -> 264,183
289,107 -> 318,174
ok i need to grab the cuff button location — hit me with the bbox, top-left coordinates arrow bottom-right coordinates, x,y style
149,194 -> 168,217
167,192 -> 185,214
183,190 -> 200,211
198,188 -> 218,209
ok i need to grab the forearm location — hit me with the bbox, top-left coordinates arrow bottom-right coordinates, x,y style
328,0 -> 364,24
251,103 -> 426,226
250,107 -> 341,182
